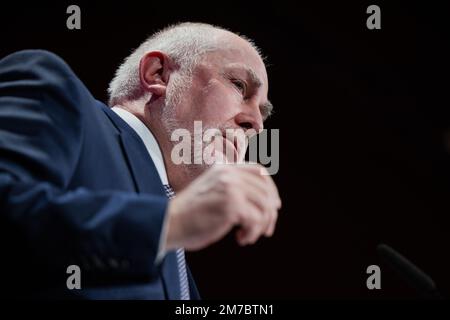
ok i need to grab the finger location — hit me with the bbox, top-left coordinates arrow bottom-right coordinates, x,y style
239,173 -> 275,212
263,206 -> 275,237
236,165 -> 274,192
236,173 -> 275,235
265,209 -> 278,237
239,167 -> 281,210
258,167 -> 282,209
236,202 -> 267,245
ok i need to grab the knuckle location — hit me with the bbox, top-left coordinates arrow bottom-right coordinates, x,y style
258,164 -> 268,173
227,208 -> 240,224
214,174 -> 232,193
216,173 -> 228,186
211,164 -> 229,176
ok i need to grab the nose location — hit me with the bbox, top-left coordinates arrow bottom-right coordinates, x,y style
234,105 -> 263,137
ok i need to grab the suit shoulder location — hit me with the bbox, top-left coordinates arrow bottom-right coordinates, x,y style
0,49 -> 96,115
0,49 -> 73,76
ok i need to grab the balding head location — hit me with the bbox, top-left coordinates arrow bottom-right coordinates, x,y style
108,22 -> 264,106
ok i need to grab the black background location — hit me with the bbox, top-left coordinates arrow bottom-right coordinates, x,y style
1,1 -> 449,299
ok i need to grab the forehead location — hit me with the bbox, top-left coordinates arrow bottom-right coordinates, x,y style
201,35 -> 268,90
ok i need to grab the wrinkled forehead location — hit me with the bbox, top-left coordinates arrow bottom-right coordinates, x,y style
201,34 -> 269,90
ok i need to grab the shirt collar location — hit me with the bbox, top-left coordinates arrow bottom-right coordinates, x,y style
111,106 -> 169,185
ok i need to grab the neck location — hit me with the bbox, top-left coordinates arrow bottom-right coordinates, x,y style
119,100 -> 195,192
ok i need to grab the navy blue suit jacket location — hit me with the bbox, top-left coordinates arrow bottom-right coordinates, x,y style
0,50 -> 199,299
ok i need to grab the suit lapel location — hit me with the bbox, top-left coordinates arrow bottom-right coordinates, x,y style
100,103 -> 164,195
101,103 -> 182,299
118,131 -> 165,195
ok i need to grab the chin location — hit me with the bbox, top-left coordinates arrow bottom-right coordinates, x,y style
184,163 -> 211,181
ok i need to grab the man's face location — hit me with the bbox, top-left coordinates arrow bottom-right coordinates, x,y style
165,34 -> 271,172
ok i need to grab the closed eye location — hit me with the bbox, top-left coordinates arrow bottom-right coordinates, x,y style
231,79 -> 247,96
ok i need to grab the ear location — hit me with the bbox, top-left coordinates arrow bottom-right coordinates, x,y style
139,51 -> 172,100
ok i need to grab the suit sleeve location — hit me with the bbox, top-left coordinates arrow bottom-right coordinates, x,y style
0,50 -> 167,280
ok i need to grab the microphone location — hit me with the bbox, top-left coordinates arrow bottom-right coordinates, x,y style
376,243 -> 443,299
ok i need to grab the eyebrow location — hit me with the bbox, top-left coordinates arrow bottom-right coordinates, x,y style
222,65 -> 262,89
245,67 -> 263,88
261,100 -> 274,120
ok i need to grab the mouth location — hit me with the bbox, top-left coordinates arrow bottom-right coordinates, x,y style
222,134 -> 244,162
222,135 -> 238,159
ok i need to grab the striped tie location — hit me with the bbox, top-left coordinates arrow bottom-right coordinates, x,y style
163,184 -> 191,300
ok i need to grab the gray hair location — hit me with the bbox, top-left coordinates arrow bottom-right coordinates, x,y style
107,22 -> 262,106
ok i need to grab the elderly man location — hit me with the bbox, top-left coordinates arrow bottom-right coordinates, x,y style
0,22 -> 281,299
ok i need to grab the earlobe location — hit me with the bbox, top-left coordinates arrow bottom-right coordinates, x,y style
148,84 -> 166,97
139,51 -> 169,99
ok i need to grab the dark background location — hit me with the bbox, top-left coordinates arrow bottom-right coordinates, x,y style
1,1 -> 449,299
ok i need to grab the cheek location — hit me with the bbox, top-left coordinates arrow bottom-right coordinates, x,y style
192,81 -> 239,123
